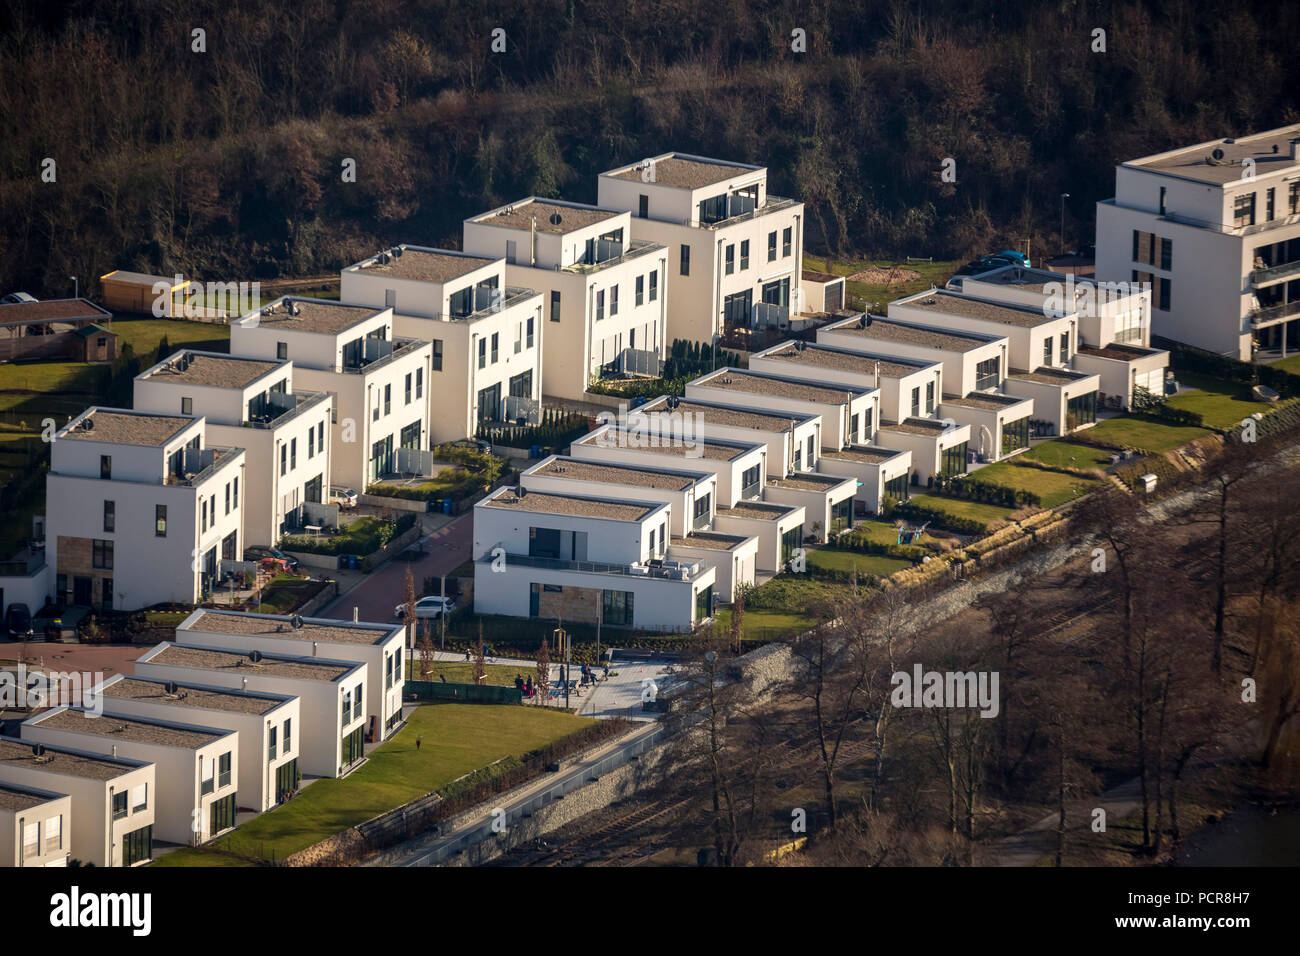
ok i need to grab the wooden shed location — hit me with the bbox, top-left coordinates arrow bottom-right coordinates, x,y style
68,323 -> 118,362
99,270 -> 191,317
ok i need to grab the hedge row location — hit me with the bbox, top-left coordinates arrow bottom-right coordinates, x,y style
892,500 -> 990,536
1163,340 -> 1300,398
933,473 -> 1041,508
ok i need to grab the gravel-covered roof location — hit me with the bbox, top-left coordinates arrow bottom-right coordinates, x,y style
185,611 -> 397,647
531,458 -> 700,491
101,676 -> 288,716
901,291 -> 1055,328
692,369 -> 860,404
62,409 -> 192,446
34,708 -> 227,750
146,644 -> 355,682
609,155 -> 756,188
0,737 -> 140,781
483,489 -> 657,521
475,199 -> 620,234
145,353 -> 281,390
761,343 -> 929,378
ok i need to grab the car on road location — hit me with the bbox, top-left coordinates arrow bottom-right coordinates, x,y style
394,596 -> 456,621
448,438 -> 492,454
245,546 -> 300,573
4,603 -> 34,639
330,486 -> 359,508
1,292 -> 38,305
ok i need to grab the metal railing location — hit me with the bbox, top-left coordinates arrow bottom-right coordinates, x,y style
244,390 -> 329,430
1112,325 -> 1148,345
1252,259 -> 1300,286
700,196 -> 798,230
1251,300 -> 1300,326
692,511 -> 711,532
1157,208 -> 1300,237
752,301 -> 791,328
561,240 -> 663,274
333,337 -> 425,375
504,395 -> 540,424
740,481 -> 762,500
480,548 -> 702,581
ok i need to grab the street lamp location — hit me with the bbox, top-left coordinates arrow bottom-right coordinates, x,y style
1059,194 -> 1070,261
70,276 -> 78,299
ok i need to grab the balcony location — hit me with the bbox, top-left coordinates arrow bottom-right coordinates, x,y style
561,240 -> 663,275
692,510 -> 711,532
333,337 -> 424,375
164,446 -> 241,486
480,549 -> 704,582
416,287 -> 538,322
243,390 -> 330,430
1252,259 -> 1300,286
1157,209 -> 1300,237
698,196 -> 798,230
1250,300 -> 1300,327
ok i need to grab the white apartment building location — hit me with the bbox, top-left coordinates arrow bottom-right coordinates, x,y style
818,315 -> 1034,462
134,351 -> 334,546
175,609 -> 406,741
817,444 -> 914,516
23,707 -> 238,846
952,264 -> 1170,411
1095,124 -> 1300,360
339,247 -> 542,443
134,642 -> 368,779
0,783 -> 71,867
472,486 -> 717,630
46,408 -> 246,611
762,471 -> 857,543
711,498 -> 807,572
597,152 -> 808,344
889,290 -> 1101,438
95,674 -> 301,814
635,395 -> 822,478
0,737 -> 155,867
230,297 -> 432,489
687,368 -> 880,451
463,198 -> 669,400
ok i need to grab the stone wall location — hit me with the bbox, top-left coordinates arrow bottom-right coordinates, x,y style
537,583 -> 601,624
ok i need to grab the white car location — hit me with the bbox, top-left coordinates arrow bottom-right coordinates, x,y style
395,596 -> 456,621
331,486 -> 359,508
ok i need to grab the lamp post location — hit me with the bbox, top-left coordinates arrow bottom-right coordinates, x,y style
1059,193 -> 1070,261
70,276 -> 78,299
554,625 -> 568,710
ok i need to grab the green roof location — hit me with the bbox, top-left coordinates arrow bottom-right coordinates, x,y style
71,323 -> 114,339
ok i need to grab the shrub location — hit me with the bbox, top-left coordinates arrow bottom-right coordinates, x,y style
892,500 -> 990,536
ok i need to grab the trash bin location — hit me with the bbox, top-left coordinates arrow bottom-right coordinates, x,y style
443,498 -> 453,515
348,555 -> 359,570
530,443 -> 540,459
338,555 -> 349,570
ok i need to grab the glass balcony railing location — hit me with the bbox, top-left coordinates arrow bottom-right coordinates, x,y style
1251,300 -> 1300,326
1252,259 -> 1300,286
480,548 -> 702,581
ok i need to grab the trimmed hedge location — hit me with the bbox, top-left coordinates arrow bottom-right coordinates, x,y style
893,500 -> 990,536
1161,339 -> 1300,398
282,513 -> 416,555
933,473 -> 1041,508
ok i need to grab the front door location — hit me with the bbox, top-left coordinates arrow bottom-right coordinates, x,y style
73,576 -> 92,606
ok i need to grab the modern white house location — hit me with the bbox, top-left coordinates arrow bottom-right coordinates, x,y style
951,264 -> 1170,411
134,642 -> 368,779
339,246 -> 543,444
0,782 -> 71,867
762,471 -> 857,543
634,395 -> 822,478
711,498 -> 807,573
889,290 -> 1101,438
817,444 -> 914,515
133,351 -> 334,546
570,425 -> 768,509
686,368 -> 879,451
817,315 -> 1034,462
230,297 -> 432,489
1094,123 -> 1300,360
175,609 -> 406,741
0,736 -> 155,867
660,530 -> 758,604
45,408 -> 246,611
463,198 -> 669,401
597,152 -> 809,345
22,707 -> 238,846
95,674 -> 301,814
472,486 -> 717,630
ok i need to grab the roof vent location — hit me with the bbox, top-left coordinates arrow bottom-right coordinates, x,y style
549,213 -> 563,226
248,650 -> 263,664
291,614 -> 303,630
390,246 -> 403,258
517,485 -> 526,498
164,680 -> 179,695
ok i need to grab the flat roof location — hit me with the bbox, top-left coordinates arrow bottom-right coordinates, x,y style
474,199 -> 621,235
670,532 -> 753,552
62,409 -> 192,446
716,501 -> 798,520
901,291 -> 1058,328
761,342 -> 930,378
693,369 -> 863,405
184,610 -> 397,647
822,445 -> 906,465
145,644 -> 355,682
1078,343 -> 1164,361
101,676 -> 288,717
248,298 -> 384,335
32,709 -> 227,750
766,473 -> 853,492
640,397 -> 804,432
802,269 -> 841,284
361,248 -> 495,283
143,353 -> 282,390
100,270 -> 188,288
829,316 -> 998,353
483,489 -> 656,521
575,430 -> 755,462
0,783 -> 65,811
0,737 -> 142,781
963,265 -> 1083,294
1127,124 -> 1300,185
530,457 -> 700,492
943,392 -> 1031,411
0,298 -> 110,324
608,154 -> 759,189
880,418 -> 953,436
1008,367 -> 1093,385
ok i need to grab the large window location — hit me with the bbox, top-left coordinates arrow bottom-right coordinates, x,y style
679,245 -> 690,276
1067,392 -> 1097,430
122,825 -> 152,867
740,464 -> 761,499
884,473 -> 909,501
341,726 -> 365,768
602,589 -> 634,627
940,441 -> 968,478
93,539 -> 113,570
695,585 -> 713,622
509,370 -> 532,398
209,793 -> 237,836
692,492 -> 711,530
1001,416 -> 1030,456
1233,194 -> 1256,228
974,356 -> 1000,391
112,791 -> 128,820
780,525 -> 803,566
400,422 -> 421,450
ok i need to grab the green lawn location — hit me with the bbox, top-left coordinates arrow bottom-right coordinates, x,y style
153,703 -> 593,866
1166,372 -> 1298,430
970,461 -> 1099,508
1022,440 -> 1114,470
406,661 -> 526,686
805,255 -> 961,311
1087,415 -> 1212,453
713,606 -> 819,642
251,574 -> 320,614
109,316 -> 230,357
1271,354 -> 1300,375
806,548 -> 913,578
906,494 -> 1018,530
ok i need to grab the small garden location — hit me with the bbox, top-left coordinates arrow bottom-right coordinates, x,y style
586,339 -> 743,400
366,445 -> 507,504
476,409 -> 593,452
281,513 -> 416,556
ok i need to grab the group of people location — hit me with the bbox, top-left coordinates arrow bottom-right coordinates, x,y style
514,674 -> 538,698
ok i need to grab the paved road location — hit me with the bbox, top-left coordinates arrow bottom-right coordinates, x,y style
317,512 -> 473,624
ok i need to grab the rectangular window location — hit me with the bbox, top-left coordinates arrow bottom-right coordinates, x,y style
405,373 -> 412,405
284,718 -> 292,752
122,825 -> 152,866
224,482 -> 230,515
649,271 -> 658,301
269,726 -> 278,761
131,783 -> 147,813
1059,331 -> 1069,363
602,589 -> 634,627
638,194 -> 648,218
1290,182 -> 1300,216
782,227 -> 792,257
725,244 -> 735,275
1266,187 -> 1275,222
610,285 -> 619,316
218,751 -> 232,789
290,437 -> 297,469
93,539 -> 113,570
102,576 -> 113,610
233,476 -> 238,508
280,443 -> 287,476
740,464 -> 761,499
635,275 -> 644,306
1158,277 -> 1171,312
1160,238 -> 1172,271
416,367 -> 424,397
925,381 -> 935,414
432,340 -> 443,371
156,504 -> 167,537
549,290 -> 561,322
974,356 -> 1000,391
526,317 -> 534,350
490,333 -> 499,364
384,384 -> 391,415
1158,186 -> 1166,216
940,441 -> 969,478
1233,194 -> 1256,228
910,387 -> 920,418
103,500 -> 115,533
308,427 -> 314,459
680,245 -> 690,276
276,342 -> 288,360
595,290 -> 605,321
478,338 -> 486,369
201,499 -> 208,533
112,790 -> 128,820
740,239 -> 750,270
100,455 -> 111,480
1043,338 -> 1053,366
768,230 -> 777,262
181,397 -> 192,416
385,654 -> 393,690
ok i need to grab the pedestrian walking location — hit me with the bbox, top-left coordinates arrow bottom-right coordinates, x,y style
416,735 -> 422,751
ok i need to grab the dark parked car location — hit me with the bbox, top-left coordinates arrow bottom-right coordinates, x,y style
245,546 -> 300,572
4,603 -> 34,639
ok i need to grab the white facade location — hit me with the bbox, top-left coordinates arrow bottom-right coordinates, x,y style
175,609 -> 406,742
463,199 -> 669,400
340,247 -> 543,444
711,500 -> 806,573
763,472 -> 857,543
0,784 -> 71,867
1095,124 -> 1300,360
134,642 -> 368,779
134,351 -> 334,547
817,445 -> 914,515
597,152 -> 808,345
665,532 -> 758,603
45,408 -> 245,611
95,674 -> 301,814
230,297 -> 432,490
0,737 -> 155,867
23,707 -> 238,846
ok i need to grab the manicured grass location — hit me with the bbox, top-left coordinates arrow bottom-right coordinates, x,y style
1087,415 -> 1212,453
806,548 -> 912,577
251,574 -> 320,614
1022,440 -> 1113,470
845,517 -> 941,549
109,317 -> 230,357
1271,354 -> 1300,375
153,703 -> 593,865
713,606 -> 819,642
406,660 -> 525,686
1166,372 -> 1297,430
971,461 -> 1098,508
805,255 -> 961,311
906,494 -> 1018,530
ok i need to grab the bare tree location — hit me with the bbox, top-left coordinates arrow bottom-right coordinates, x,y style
534,638 -> 550,707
